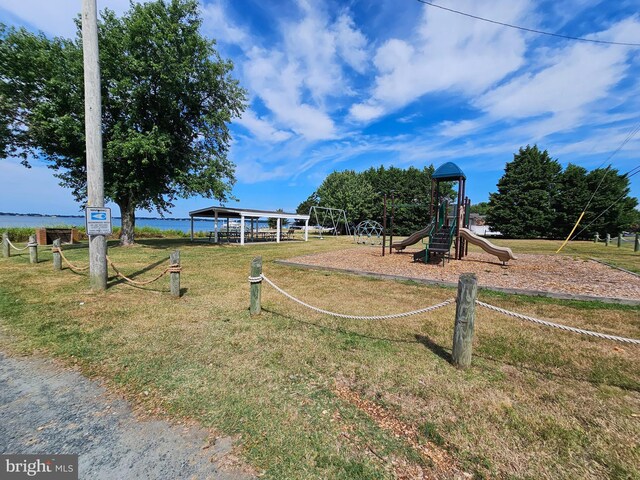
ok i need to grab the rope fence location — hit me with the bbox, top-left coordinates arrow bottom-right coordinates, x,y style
476,300 -> 640,345
6,238 -> 34,251
52,246 -> 90,273
106,255 -> 181,286
248,259 -> 639,349
251,273 -> 454,320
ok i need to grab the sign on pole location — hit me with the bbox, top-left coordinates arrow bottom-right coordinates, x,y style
85,207 -> 112,236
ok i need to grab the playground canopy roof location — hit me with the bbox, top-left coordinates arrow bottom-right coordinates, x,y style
432,162 -> 466,181
189,206 -> 309,221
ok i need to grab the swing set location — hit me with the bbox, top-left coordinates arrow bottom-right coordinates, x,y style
308,206 -> 351,238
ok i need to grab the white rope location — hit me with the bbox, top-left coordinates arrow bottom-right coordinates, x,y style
476,301 -> 640,345
254,273 -> 453,320
6,239 -> 33,251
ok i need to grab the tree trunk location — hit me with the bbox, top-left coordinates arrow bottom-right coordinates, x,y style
119,201 -> 136,246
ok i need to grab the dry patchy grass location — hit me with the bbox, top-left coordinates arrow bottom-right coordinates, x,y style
0,236 -> 638,479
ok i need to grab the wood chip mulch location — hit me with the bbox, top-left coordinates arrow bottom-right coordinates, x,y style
286,247 -> 640,301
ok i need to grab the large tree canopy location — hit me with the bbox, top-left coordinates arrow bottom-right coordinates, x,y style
487,145 -> 638,239
297,165 -> 438,235
487,145 -> 562,238
0,0 -> 246,244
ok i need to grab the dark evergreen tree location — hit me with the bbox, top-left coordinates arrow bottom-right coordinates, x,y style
551,164 -> 590,239
580,167 -> 638,237
487,145 -> 561,238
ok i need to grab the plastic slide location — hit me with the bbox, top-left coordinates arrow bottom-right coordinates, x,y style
392,225 -> 433,251
459,228 -> 517,263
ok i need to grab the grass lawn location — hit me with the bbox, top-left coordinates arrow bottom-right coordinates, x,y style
0,236 -> 638,479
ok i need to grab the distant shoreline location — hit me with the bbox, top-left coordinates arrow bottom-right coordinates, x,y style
0,212 -> 209,222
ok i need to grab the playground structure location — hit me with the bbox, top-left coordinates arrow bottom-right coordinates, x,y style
393,162 -> 516,265
308,206 -> 351,238
354,220 -> 384,245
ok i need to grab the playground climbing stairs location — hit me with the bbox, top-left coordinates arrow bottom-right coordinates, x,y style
426,226 -> 454,264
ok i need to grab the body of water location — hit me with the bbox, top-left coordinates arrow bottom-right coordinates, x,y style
0,214 -> 272,233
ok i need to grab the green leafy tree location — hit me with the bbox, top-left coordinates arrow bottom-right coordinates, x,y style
487,145 -> 562,238
315,170 -> 376,226
469,202 -> 489,215
0,0 -> 246,244
361,165 -> 436,235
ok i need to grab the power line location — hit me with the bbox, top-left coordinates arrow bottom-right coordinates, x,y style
415,0 -> 640,47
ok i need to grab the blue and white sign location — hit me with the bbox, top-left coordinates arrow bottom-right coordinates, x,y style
85,207 -> 112,235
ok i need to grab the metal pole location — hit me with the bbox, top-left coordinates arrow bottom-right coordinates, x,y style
82,0 -> 107,291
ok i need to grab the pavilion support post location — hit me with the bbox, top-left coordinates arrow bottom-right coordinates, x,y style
240,215 -> 245,246
189,216 -> 194,242
276,218 -> 281,243
606,233 -> 610,246
635,233 -> 639,252
214,212 -> 219,243
305,219 -> 309,241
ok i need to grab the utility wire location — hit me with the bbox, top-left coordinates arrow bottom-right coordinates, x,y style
415,0 -> 640,47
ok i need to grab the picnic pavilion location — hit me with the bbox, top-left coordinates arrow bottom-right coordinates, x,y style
188,206 -> 311,245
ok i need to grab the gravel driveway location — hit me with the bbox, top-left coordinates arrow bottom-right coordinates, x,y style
0,351 -> 255,480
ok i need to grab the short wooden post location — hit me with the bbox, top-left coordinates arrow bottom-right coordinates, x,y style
452,273 -> 477,369
29,235 -> 38,264
2,232 -> 9,258
169,250 -> 180,298
52,238 -> 62,271
605,233 -> 610,246
635,233 -> 639,253
617,234 -> 622,248
249,256 -> 262,315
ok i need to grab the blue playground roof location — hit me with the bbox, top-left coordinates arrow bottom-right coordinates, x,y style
432,162 -> 466,180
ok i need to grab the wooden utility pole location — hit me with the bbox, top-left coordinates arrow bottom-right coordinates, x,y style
82,0 -> 107,291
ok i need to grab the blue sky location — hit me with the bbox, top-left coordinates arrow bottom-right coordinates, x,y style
0,0 -> 639,218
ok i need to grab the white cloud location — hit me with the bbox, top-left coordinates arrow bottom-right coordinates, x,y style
350,0 -> 530,122
333,14 -> 368,74
200,1 -> 249,44
236,110 -> 292,143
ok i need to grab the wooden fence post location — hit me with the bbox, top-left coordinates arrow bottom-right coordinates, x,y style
52,238 -> 62,271
617,234 -> 622,248
249,256 -> 262,316
29,235 -> 38,264
169,250 -> 180,298
635,233 -> 639,253
2,232 -> 9,258
452,273 -> 477,369
605,233 -> 610,246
